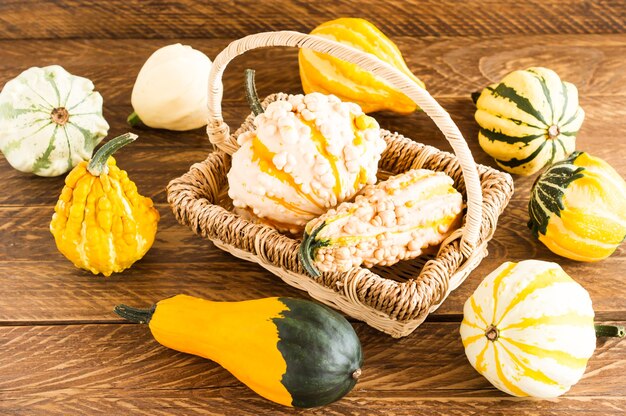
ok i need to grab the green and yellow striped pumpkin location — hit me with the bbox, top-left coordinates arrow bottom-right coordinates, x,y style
460,260 -> 596,398
474,67 -> 584,176
528,151 -> 626,262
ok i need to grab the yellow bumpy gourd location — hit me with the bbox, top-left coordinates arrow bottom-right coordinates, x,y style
50,133 -> 159,276
299,18 -> 426,114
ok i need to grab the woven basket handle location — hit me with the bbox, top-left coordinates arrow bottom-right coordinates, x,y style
206,31 -> 483,254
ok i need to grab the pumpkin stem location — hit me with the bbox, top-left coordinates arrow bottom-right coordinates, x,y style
547,125 -> 560,138
87,133 -> 138,176
114,304 -> 156,324
299,223 -> 330,278
51,107 -> 70,125
485,325 -> 499,341
594,324 -> 625,338
245,69 -> 264,116
127,111 -> 143,128
352,368 -> 362,380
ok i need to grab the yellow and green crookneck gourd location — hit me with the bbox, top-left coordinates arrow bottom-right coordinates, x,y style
300,169 -> 464,276
460,260 -> 624,398
227,70 -> 387,234
115,294 -> 363,408
299,17 -> 426,114
473,67 -> 584,176
0,65 -> 109,177
50,133 -> 159,276
528,151 -> 626,262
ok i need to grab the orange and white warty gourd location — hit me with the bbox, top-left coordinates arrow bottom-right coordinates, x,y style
460,260 -> 623,398
300,169 -> 463,276
228,84 -> 386,234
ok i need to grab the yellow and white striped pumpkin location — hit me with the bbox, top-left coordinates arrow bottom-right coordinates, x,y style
460,260 -> 596,398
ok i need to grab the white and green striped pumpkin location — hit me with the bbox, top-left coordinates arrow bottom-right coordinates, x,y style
460,260 -> 596,398
474,67 -> 584,176
0,65 -> 109,177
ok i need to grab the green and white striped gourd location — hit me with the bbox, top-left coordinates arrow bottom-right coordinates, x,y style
0,65 -> 109,177
473,67 -> 584,176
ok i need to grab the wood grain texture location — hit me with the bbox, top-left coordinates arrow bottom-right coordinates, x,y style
1,36 -> 625,106
1,2 -> 625,414
1,198 -> 624,323
0,322 -> 624,415
1,94 -> 625,207
0,0 -> 624,40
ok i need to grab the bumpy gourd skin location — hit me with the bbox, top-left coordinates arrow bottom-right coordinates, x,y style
228,93 -> 386,234
300,169 -> 464,275
50,157 -> 159,276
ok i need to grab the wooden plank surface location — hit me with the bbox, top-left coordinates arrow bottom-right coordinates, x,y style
1,322 -> 625,415
0,0 -> 624,39
1,1 -> 625,414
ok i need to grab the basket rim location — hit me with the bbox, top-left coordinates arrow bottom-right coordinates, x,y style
167,121 -> 514,325
205,31 -> 485,256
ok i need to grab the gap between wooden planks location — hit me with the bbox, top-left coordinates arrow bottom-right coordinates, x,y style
1,36 -> 625,105
0,0 -> 624,40
0,322 -> 624,415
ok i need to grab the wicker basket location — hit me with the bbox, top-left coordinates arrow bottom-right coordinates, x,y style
167,31 -> 514,337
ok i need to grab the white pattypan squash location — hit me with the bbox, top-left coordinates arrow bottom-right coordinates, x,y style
129,43 -> 212,131
0,65 -> 109,177
460,260 -> 597,398
228,93 -> 386,234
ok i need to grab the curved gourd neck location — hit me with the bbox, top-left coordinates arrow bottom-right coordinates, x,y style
88,133 -> 137,176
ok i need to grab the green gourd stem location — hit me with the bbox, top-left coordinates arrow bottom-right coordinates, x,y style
594,324 -> 625,338
87,133 -> 138,176
245,69 -> 264,116
299,223 -> 330,278
114,304 -> 156,324
127,111 -> 143,127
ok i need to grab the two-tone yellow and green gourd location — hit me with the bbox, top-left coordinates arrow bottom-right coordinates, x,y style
461,260 -> 624,398
50,133 -> 159,276
528,151 -> 626,262
474,67 -> 584,175
300,169 -> 463,275
298,18 -> 426,114
114,294 -> 363,408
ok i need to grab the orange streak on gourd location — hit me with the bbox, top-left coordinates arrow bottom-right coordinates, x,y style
299,119 -> 343,199
250,135 -> 324,211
